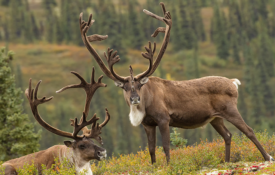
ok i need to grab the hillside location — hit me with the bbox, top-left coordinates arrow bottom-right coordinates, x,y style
0,38 -> 251,152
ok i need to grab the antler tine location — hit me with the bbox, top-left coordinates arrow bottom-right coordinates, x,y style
25,79 -> 80,140
99,108 -> 111,127
141,2 -> 172,77
143,9 -> 164,22
160,2 -> 167,15
72,112 -> 99,138
104,48 -> 127,83
56,69 -> 106,114
79,12 -> 127,83
56,72 -> 87,94
81,109 -> 110,144
135,41 -> 156,80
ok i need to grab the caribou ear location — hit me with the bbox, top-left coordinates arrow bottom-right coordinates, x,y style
140,77 -> 149,84
64,141 -> 74,148
114,81 -> 124,88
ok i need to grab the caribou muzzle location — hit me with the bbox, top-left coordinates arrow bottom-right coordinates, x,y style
130,96 -> 140,105
97,150 -> 107,160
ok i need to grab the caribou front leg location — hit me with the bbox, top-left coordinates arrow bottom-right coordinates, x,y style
158,119 -> 170,163
143,124 -> 157,164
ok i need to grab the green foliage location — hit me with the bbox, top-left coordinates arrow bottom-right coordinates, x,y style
0,47 -> 40,161
211,3 -> 230,60
127,0 -> 144,50
170,128 -> 187,148
173,0 -> 195,51
88,131 -> 275,174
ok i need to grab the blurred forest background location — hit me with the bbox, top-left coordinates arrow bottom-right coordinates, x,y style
1,0 -> 275,161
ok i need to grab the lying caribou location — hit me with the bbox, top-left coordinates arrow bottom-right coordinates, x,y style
79,2 -> 274,164
2,68 -> 109,175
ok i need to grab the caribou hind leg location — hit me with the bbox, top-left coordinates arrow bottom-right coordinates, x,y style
158,120 -> 171,164
210,118 -> 232,162
143,124 -> 157,164
224,106 -> 274,161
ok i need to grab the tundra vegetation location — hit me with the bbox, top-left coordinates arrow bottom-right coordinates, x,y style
1,0 -> 275,174
1,131 -> 274,174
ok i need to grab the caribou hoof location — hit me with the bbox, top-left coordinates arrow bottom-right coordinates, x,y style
270,155 -> 275,161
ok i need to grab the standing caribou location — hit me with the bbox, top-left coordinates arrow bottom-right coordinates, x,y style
79,2 -> 274,164
2,68 -> 109,175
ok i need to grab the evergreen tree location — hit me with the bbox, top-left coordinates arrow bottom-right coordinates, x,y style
237,86 -> 248,123
228,0 -> 241,63
256,20 -> 274,77
127,0 -> 145,50
30,12 -> 40,40
240,0 -> 257,39
212,3 -> 230,60
108,3 -> 128,64
242,33 -> 253,94
173,0 -> 194,51
268,0 -> 275,38
189,0 -> 206,41
255,59 -> 274,117
42,0 -> 57,43
255,0 -> 268,20
249,72 -> 263,129
60,0 -> 69,42
0,48 -> 40,161
8,0 -> 24,42
22,11 -> 34,43
52,15 -> 63,44
254,23 -> 275,116
170,1 -> 181,47
231,32 -> 241,63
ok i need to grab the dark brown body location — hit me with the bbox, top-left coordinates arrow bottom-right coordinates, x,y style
124,76 -> 273,163
134,76 -> 238,127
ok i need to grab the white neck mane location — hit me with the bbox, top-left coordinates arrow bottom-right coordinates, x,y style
76,162 -> 93,175
60,147 -> 93,175
129,105 -> 145,126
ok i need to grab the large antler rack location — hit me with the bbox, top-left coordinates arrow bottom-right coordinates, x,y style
25,68 -> 110,143
79,13 -> 128,84
25,79 -> 98,140
56,67 -> 110,144
135,2 -> 172,80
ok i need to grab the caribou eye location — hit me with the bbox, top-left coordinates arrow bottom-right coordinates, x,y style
79,145 -> 86,150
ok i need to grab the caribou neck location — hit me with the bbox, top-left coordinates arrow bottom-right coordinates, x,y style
60,146 -> 93,175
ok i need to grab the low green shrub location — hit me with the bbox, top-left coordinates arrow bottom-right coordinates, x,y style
170,128 -> 188,148
1,131 -> 274,174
